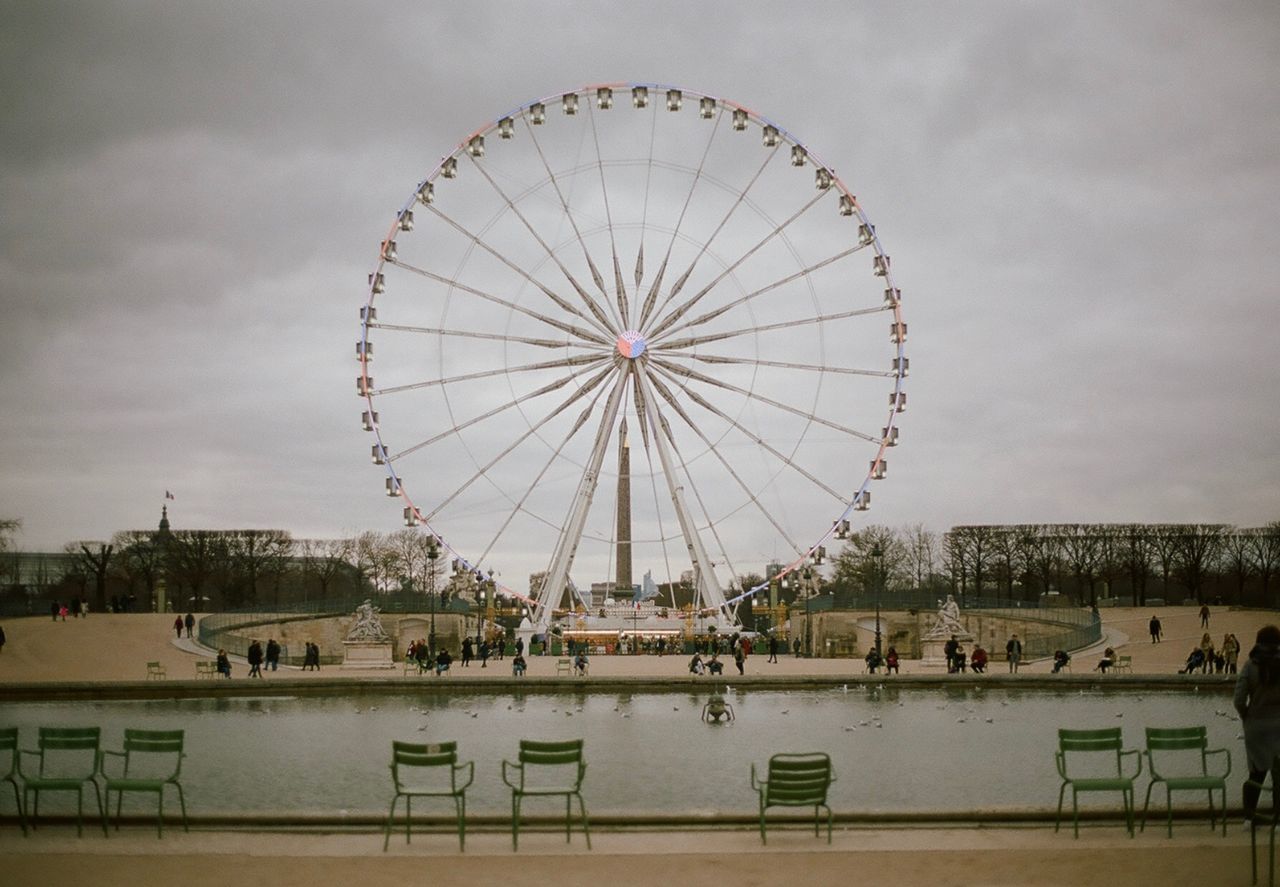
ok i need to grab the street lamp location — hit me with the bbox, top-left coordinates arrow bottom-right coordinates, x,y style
871,542 -> 884,659
426,536 -> 439,653
802,567 -> 814,658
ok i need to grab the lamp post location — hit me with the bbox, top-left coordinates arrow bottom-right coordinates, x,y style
426,537 -> 439,653
802,567 -> 813,658
871,542 -> 884,659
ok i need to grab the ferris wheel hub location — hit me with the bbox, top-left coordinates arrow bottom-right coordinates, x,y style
616,330 -> 648,359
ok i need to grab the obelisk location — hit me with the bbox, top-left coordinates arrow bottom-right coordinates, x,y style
615,418 -> 632,598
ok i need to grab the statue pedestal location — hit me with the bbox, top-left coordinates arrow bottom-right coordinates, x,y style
341,640 -> 395,669
920,632 -> 976,669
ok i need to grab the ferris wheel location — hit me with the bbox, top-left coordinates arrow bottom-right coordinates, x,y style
358,83 -> 907,633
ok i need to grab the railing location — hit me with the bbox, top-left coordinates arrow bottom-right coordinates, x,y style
964,606 -> 1102,658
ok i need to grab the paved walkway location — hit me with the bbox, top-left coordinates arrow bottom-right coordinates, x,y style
0,822 -> 1261,887
0,606 -> 1266,683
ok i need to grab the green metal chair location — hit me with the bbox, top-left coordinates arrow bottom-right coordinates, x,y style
1,727 -> 27,834
98,729 -> 188,837
1139,725 -> 1230,837
383,740 -> 473,851
1054,727 -> 1142,838
501,738 -> 590,850
20,726 -> 105,836
750,752 -> 836,844
1247,762 -> 1280,887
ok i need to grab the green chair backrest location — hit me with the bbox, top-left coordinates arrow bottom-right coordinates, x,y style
1145,726 -> 1207,751
519,739 -> 584,766
1058,727 -> 1123,752
392,740 -> 458,768
39,726 -> 100,751
117,729 -> 184,780
764,753 -> 833,804
0,726 -> 17,776
124,729 -> 185,755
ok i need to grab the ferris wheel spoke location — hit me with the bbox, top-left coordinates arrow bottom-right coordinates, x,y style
423,361 -> 617,522
522,117 -> 626,331
647,189 -> 827,341
392,254 -> 610,348
648,360 -> 850,507
630,365 -> 732,616
470,369 -> 616,567
653,304 -> 894,353
656,241 -> 872,340
650,355 -> 882,446
387,359 -> 613,462
638,106 -> 725,330
640,365 -> 804,556
585,104 -> 631,329
675,352 -> 891,379
464,155 -> 621,336
368,321 -> 599,351
371,353 -> 609,397
645,145 -> 779,333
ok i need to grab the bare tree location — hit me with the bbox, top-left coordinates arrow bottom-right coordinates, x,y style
167,530 -> 225,610
64,541 -> 116,612
1220,528 -> 1257,605
945,526 -> 997,603
1252,522 -> 1280,607
1119,524 -> 1154,606
225,529 -> 293,608
299,537 -> 355,601
903,524 -> 939,595
1057,524 -> 1104,606
989,527 -> 1023,603
1173,524 -> 1228,604
113,530 -> 164,611
1150,524 -> 1182,602
1022,525 -> 1063,601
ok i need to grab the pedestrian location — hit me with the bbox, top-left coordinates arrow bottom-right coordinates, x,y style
265,637 -> 280,672
461,636 -> 473,667
247,640 -> 263,678
793,637 -> 802,658
59,603 -> 68,621
479,639 -> 490,668
173,615 -> 183,639
1224,633 -> 1241,674
1199,633 -> 1216,674
734,644 -> 745,676
515,636 -> 525,658
71,596 -> 80,618
768,634 -> 778,663
1149,614 -> 1163,644
184,612 -> 195,638
216,648 -> 231,678
51,600 -> 60,622
79,599 -> 88,617
1235,625 -> 1280,825
1006,634 -> 1022,673
1200,604 -> 1211,629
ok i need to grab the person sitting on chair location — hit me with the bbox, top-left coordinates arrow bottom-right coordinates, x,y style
689,652 -> 704,675
953,645 -> 968,673
1095,646 -> 1116,673
574,650 -> 589,676
1179,647 -> 1206,674
1051,649 -> 1071,673
511,653 -> 526,677
971,645 -> 988,673
216,648 -> 232,678
885,646 -> 900,674
434,648 -> 452,675
707,652 -> 724,675
864,648 -> 882,674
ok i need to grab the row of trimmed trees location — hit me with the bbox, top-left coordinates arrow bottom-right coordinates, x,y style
826,522 -> 1280,609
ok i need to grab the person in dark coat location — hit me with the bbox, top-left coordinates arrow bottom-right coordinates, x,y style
265,638 -> 281,672
1235,625 -> 1280,822
216,649 -> 231,678
767,635 -> 779,663
184,612 -> 195,638
247,640 -> 264,678
461,636 -> 473,667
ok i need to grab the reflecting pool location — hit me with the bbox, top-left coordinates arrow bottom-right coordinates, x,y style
2,685 -> 1238,816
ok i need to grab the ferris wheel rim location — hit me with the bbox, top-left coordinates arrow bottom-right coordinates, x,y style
358,82 -> 908,614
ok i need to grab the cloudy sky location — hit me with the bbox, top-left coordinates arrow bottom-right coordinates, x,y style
2,0 -> 1277,573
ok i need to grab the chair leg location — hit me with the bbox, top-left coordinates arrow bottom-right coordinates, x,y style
813,803 -> 819,838
455,795 -> 466,852
512,794 -> 522,851
1139,780 -> 1155,833
76,786 -> 83,837
8,779 -> 26,836
406,796 -> 412,845
1071,788 -> 1080,838
565,794 -> 571,843
1166,785 -> 1174,838
175,783 -> 189,833
92,781 -> 106,838
577,793 -> 591,850
1055,783 -> 1066,834
383,796 -> 398,852
759,795 -> 767,844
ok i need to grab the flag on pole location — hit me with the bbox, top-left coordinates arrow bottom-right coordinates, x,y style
165,490 -> 175,500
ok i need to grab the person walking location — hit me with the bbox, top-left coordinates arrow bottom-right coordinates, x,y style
461,636 -> 473,667
265,637 -> 281,672
1234,625 -> 1280,825
184,612 -> 195,638
1006,634 -> 1022,673
767,634 -> 779,664
173,615 -> 184,639
247,640 -> 264,678
1200,604 -> 1211,629
1149,614 -> 1163,643
734,643 -> 746,676
51,600 -> 60,622
1224,633 -> 1241,674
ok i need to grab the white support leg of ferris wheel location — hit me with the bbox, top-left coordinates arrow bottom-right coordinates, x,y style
634,363 -> 735,628
530,366 -> 630,632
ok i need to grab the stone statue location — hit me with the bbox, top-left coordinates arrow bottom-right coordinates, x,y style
923,593 -> 968,640
345,598 -> 390,642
